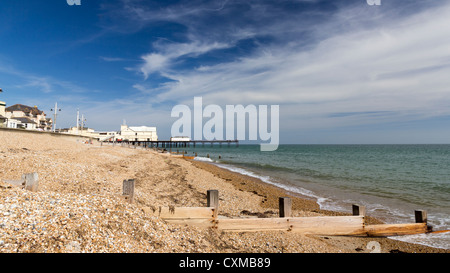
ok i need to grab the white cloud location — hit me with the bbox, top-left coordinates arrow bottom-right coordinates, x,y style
133,1 -> 450,134
139,39 -> 232,79
140,53 -> 170,79
20,77 -> 53,93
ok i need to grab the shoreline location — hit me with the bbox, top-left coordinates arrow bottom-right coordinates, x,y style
1,130 -> 448,253
187,158 -> 449,253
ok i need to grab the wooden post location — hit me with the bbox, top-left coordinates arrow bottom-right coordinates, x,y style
23,173 -> 39,192
207,190 -> 219,208
352,204 -> 366,217
207,190 -> 219,219
415,210 -> 427,224
279,197 -> 292,218
123,179 -> 135,204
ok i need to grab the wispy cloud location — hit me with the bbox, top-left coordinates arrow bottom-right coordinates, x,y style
0,59 -> 100,102
139,40 -> 232,79
114,0 -> 450,135
99,56 -> 128,62
0,64 -> 56,94
17,76 -> 53,94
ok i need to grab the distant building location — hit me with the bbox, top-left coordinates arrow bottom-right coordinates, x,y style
58,127 -> 117,141
116,125 -> 158,141
12,117 -> 37,130
58,124 -> 158,142
0,101 -> 27,129
6,118 -> 21,129
96,131 -> 117,141
60,127 -> 97,137
0,100 -> 6,127
5,104 -> 52,131
170,136 -> 190,142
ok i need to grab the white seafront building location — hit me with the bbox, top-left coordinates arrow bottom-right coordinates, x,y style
60,124 -> 158,142
116,125 -> 158,142
61,127 -> 97,137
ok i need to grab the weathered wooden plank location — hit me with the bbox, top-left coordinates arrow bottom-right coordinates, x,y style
216,216 -> 365,235
215,217 -> 429,237
429,229 -> 450,234
164,219 -> 214,228
142,205 -> 432,237
216,217 -> 289,232
288,216 -> 364,235
143,206 -> 216,220
361,223 -> 429,237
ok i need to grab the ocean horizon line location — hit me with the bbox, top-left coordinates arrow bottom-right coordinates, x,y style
205,143 -> 450,146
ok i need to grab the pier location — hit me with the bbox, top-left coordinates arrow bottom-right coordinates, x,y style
105,139 -> 239,149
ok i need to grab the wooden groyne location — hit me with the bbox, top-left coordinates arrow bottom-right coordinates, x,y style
2,174 -> 445,237
122,183 -> 439,237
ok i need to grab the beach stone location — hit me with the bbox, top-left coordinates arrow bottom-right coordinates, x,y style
65,241 -> 81,253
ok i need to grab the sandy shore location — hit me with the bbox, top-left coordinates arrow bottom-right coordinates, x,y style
0,129 -> 448,253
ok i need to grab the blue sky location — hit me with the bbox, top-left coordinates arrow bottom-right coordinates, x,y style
1,0 -> 450,143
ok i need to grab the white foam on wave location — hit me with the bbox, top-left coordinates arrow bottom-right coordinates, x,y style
389,232 -> 450,250
391,212 -> 450,250
213,163 -> 323,202
194,156 -> 214,162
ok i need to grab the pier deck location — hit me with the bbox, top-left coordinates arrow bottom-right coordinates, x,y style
105,139 -> 239,148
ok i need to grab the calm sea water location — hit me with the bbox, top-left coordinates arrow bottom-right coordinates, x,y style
177,144 -> 450,250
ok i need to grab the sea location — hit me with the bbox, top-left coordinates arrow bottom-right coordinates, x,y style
177,144 -> 449,250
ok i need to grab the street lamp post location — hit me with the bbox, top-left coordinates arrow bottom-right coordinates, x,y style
50,102 -> 61,132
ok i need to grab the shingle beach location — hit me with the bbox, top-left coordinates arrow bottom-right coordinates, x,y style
0,129 -> 448,253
